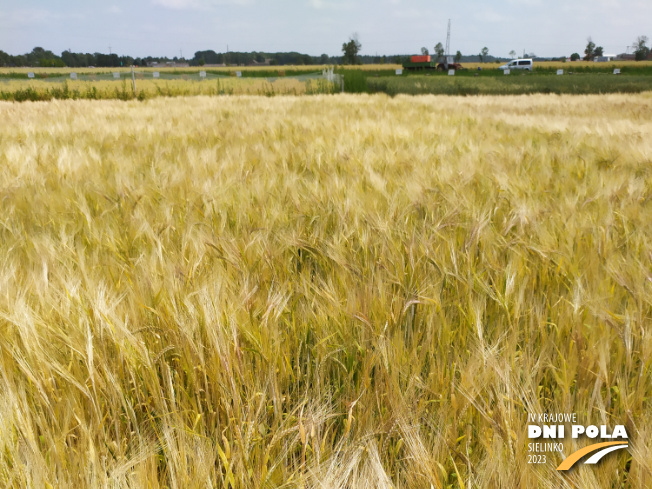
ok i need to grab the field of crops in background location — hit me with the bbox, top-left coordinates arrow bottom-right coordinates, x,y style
0,77 -> 338,101
0,66 -> 332,75
1,62 -> 651,101
1,93 -> 651,488
365,73 -> 652,96
1,60 -> 647,75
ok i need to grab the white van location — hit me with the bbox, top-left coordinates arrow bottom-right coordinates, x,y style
499,59 -> 533,71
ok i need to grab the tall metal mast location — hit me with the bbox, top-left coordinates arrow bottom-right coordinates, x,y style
445,19 -> 451,57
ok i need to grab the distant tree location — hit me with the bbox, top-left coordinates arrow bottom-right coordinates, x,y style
594,46 -> 604,57
193,50 -> 218,65
421,47 -> 429,56
455,50 -> 462,63
509,50 -> 517,59
570,52 -> 580,61
584,37 -> 596,61
26,46 -> 64,67
341,35 -> 361,64
320,53 -> 329,64
633,35 -> 650,61
479,46 -> 489,62
434,42 -> 445,59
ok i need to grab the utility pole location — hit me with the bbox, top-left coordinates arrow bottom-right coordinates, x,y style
109,46 -> 112,55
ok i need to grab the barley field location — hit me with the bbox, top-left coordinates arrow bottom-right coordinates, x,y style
0,77 -> 338,102
0,66 -> 334,75
1,93 -> 651,488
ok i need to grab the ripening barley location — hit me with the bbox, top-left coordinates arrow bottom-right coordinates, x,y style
0,93 -> 651,488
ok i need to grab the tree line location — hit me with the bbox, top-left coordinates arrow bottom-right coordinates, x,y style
0,46 -> 407,68
577,36 -> 650,61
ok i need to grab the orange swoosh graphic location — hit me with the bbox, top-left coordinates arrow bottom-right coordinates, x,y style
557,441 -> 628,471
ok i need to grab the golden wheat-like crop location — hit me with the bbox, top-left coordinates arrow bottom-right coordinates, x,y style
0,65 -> 334,75
0,77 -> 335,99
1,93 -> 651,488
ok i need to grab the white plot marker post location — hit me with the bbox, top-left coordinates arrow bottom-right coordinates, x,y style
200,71 -> 206,78
557,69 -> 564,75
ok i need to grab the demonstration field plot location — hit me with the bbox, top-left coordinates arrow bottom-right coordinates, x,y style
1,94 -> 651,488
2,63 -> 651,100
0,75 -> 338,101
368,73 -> 652,95
0,65 -> 334,75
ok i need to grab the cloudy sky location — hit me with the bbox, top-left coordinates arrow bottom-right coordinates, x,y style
0,0 -> 650,58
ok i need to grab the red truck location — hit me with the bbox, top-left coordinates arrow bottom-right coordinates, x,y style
403,55 -> 464,71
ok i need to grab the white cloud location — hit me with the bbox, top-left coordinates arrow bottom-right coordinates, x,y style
151,0 -> 253,9
309,0 -> 354,11
0,8 -> 84,27
507,0 -> 542,5
474,8 -> 509,23
151,0 -> 199,8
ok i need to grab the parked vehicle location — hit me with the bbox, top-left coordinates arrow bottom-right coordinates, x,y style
499,59 -> 533,71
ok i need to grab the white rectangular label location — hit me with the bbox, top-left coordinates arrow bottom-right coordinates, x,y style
395,69 -> 402,75
448,69 -> 455,76
200,71 -> 206,78
504,69 -> 510,75
153,72 -> 160,78
113,72 -> 120,79
236,71 -> 242,77
70,72 -> 77,79
27,72 -> 35,78
557,69 -> 564,75
613,68 -> 621,74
